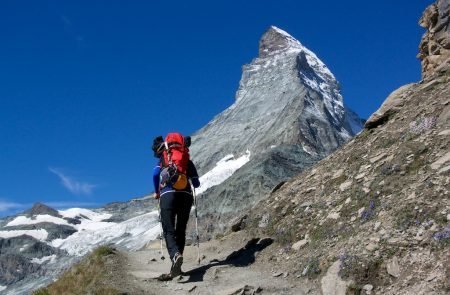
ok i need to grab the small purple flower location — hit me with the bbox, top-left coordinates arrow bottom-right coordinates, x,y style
433,227 -> 450,241
409,117 -> 437,134
360,200 -> 376,222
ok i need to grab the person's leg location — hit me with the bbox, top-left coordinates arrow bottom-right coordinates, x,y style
174,192 -> 194,255
159,191 -> 179,260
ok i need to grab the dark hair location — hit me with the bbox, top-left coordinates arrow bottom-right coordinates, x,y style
151,136 -> 164,158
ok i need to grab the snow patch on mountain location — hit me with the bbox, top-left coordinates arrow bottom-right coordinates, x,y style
0,229 -> 48,241
31,255 -> 57,265
196,151 -> 251,195
6,215 -> 71,227
59,208 -> 112,222
51,211 -> 160,256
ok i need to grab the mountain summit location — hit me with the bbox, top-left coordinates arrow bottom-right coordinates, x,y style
259,26 -> 304,57
192,26 -> 362,172
189,26 -> 363,224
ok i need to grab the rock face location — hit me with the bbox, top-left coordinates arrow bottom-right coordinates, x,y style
101,195 -> 154,222
418,0 -> 450,79
0,255 -> 42,285
0,235 -> 63,264
190,26 -> 363,225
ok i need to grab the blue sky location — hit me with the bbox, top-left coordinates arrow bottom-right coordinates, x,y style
0,0 -> 431,216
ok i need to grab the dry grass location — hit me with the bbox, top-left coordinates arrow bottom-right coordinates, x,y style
33,246 -> 120,295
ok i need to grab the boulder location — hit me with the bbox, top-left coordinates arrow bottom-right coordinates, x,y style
387,256 -> 401,278
291,239 -> 309,251
321,260 -> 352,295
365,84 -> 415,129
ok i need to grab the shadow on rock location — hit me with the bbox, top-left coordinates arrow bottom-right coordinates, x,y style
182,237 -> 273,283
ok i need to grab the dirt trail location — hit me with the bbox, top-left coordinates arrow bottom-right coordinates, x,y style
111,232 -> 317,295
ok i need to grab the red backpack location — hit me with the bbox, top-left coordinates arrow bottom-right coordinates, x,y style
160,132 -> 190,189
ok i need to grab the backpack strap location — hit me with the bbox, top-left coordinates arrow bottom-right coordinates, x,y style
164,142 -> 173,166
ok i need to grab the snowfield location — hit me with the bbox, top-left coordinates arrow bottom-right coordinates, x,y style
196,150 -> 251,195
0,229 -> 48,241
59,208 -> 112,222
51,210 -> 160,256
7,214 -> 71,227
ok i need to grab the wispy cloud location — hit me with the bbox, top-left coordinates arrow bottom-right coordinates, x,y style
60,14 -> 85,48
0,200 -> 26,213
49,168 -> 97,195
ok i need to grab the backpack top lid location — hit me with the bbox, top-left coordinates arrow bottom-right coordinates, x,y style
165,133 -> 184,148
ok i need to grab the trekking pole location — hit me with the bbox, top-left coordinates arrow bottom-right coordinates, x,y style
157,198 -> 165,260
189,180 -> 201,265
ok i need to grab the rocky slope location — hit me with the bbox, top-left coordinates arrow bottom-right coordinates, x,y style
190,26 -> 363,230
242,4 -> 450,293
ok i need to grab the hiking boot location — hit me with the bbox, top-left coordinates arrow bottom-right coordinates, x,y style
170,252 -> 183,277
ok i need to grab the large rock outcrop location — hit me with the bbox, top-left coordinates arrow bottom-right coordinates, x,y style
418,0 -> 450,79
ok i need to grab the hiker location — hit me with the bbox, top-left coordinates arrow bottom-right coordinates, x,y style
152,133 -> 200,277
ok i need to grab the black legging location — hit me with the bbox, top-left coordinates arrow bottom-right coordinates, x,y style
160,190 -> 193,260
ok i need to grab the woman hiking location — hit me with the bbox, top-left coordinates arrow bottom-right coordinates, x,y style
152,133 -> 200,278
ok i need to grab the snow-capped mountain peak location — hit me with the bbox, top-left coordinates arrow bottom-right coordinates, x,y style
186,26 -> 364,227
259,26 -> 304,57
